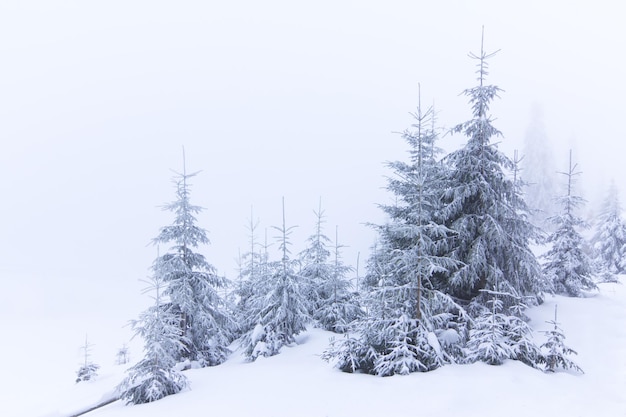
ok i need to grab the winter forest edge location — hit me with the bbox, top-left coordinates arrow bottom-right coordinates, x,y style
71,36 -> 626,406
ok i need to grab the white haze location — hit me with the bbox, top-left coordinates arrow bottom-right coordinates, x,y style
0,0 -> 624,325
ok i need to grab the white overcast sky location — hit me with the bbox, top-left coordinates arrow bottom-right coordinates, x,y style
1,0 -> 624,320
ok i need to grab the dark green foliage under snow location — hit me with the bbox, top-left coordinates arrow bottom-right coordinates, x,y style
324,36 -> 552,375
438,43 -> 543,306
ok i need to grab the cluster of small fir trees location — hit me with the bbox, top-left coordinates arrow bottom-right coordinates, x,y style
325,32 -> 588,375
118,33 -> 604,403
238,198 -> 310,360
117,167 -> 361,404
236,198 -> 361,360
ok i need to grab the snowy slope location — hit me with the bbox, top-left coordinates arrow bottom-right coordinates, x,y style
7,279 -> 626,417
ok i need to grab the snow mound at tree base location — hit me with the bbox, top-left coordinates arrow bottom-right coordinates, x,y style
5,279 -> 626,417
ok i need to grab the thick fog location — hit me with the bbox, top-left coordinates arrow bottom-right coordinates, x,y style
1,0 -> 624,320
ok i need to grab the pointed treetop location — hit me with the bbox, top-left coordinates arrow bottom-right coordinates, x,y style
469,26 -> 501,88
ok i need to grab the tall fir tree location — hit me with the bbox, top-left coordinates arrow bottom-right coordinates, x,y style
153,154 -> 234,366
241,198 -> 310,360
590,181 -> 626,275
324,89 -> 467,375
542,151 -> 597,296
439,31 -> 543,305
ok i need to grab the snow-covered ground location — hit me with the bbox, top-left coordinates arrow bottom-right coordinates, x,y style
4,279 -> 625,417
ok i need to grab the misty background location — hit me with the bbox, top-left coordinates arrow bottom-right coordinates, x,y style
1,0 -> 624,328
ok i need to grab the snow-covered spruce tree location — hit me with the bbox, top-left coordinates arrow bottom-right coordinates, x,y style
298,199 -> 334,316
241,198 -> 310,360
590,181 -> 626,275
324,92 -> 467,375
440,33 -> 543,306
324,262 -> 466,376
313,225 -> 362,333
75,335 -> 100,383
298,201 -> 361,332
539,305 -> 583,373
153,159 -> 234,366
465,288 -> 542,367
118,267 -> 187,405
234,210 -> 268,336
542,151 -> 597,297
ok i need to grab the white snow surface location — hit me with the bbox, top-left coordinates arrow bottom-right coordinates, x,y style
3,279 -> 626,417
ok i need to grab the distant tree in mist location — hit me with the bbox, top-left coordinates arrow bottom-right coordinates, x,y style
521,105 -> 558,228
590,181 -> 626,276
116,344 -> 130,365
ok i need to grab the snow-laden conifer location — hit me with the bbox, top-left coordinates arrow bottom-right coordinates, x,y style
313,225 -> 362,333
118,266 -> 187,404
439,32 -> 543,305
465,296 -> 511,366
590,181 -> 626,275
539,305 -> 583,373
324,91 -> 467,375
241,198 -> 310,360
324,277 -> 465,375
153,157 -> 234,366
75,335 -> 99,383
235,210 -> 269,336
542,151 -> 597,297
298,202 -> 361,332
299,200 -> 334,316
465,288 -> 541,367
